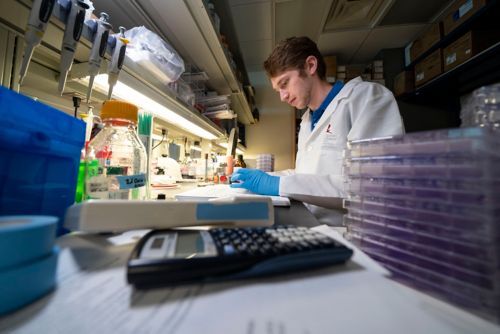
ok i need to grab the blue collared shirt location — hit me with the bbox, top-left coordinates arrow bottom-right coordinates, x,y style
311,81 -> 344,130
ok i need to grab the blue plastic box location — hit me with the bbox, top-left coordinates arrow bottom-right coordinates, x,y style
0,86 -> 85,234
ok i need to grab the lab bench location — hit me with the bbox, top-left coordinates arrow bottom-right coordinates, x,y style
0,200 -> 498,333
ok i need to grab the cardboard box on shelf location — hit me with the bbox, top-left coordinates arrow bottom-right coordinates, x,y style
345,65 -> 364,79
409,39 -> 423,64
414,49 -> 443,86
323,55 -> 337,77
404,42 -> 413,66
442,0 -> 487,36
443,30 -> 500,72
361,73 -> 372,81
393,71 -> 415,96
372,60 -> 383,67
421,22 -> 442,53
368,79 -> 386,86
372,73 -> 384,80
410,22 -> 442,61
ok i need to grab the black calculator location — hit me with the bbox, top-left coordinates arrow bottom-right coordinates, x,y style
127,225 -> 353,288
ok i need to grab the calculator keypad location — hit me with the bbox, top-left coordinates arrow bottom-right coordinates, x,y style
210,225 -> 340,256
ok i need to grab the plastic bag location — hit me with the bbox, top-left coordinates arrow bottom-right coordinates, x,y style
125,26 -> 185,84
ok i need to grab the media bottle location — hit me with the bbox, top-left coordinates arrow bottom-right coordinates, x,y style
233,154 -> 246,174
85,100 -> 148,200
234,154 -> 247,168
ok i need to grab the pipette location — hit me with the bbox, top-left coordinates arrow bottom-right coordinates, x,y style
86,12 -> 112,103
107,26 -> 129,100
84,105 -> 94,142
58,0 -> 89,95
19,0 -> 57,85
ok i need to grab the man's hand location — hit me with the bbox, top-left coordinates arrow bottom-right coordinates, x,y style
230,168 -> 280,196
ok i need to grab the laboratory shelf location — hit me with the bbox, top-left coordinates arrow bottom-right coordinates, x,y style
118,57 -> 227,138
400,39 -> 500,101
122,0 -> 256,124
397,0 -> 500,103
404,0 -> 500,70
183,0 -> 255,125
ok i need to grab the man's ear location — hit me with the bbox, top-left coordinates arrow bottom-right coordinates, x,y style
305,56 -> 318,76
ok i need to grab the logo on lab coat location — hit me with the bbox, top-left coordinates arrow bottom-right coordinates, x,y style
321,123 -> 337,151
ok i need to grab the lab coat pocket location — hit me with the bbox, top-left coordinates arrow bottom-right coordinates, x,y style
319,133 -> 343,175
320,129 -> 338,151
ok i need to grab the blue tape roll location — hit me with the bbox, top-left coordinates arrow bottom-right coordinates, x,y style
0,216 -> 57,270
0,246 -> 59,315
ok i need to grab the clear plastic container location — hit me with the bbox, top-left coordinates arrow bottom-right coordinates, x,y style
346,235 -> 500,323
343,198 -> 498,236
344,127 -> 500,159
346,231 -> 500,294
344,210 -> 496,243
473,83 -> 500,129
124,26 -> 185,84
345,222 -> 498,270
345,177 -> 500,206
385,262 -> 500,324
344,155 -> 500,180
345,194 -> 500,216
85,101 -> 147,200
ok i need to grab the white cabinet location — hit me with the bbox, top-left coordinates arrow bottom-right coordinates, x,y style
93,0 -> 255,124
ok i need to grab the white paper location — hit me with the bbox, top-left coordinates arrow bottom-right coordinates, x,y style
107,229 -> 151,246
0,233 -> 498,334
175,184 -> 291,207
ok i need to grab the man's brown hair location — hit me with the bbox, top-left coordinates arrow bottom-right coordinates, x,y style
263,36 -> 326,80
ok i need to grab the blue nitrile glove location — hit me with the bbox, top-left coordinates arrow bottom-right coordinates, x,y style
230,168 -> 280,196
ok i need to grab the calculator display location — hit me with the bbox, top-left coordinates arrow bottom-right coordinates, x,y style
139,231 -> 217,259
175,232 -> 206,258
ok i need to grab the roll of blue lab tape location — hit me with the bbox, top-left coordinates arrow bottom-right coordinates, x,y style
0,246 -> 59,315
0,216 -> 57,271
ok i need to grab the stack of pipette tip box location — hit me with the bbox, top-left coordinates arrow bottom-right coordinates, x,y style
342,127 -> 500,323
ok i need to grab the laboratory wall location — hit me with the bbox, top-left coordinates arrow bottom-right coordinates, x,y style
245,71 -> 295,171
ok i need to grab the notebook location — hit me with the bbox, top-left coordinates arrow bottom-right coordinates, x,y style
175,184 -> 291,207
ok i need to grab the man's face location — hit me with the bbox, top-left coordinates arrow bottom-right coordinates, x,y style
270,68 -> 312,109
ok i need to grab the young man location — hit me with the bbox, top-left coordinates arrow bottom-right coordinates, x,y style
231,36 -> 404,225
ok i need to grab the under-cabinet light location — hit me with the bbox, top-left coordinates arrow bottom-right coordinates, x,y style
86,74 -> 219,140
218,142 -> 245,155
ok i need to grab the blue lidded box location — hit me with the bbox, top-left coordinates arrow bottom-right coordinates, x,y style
0,86 -> 85,234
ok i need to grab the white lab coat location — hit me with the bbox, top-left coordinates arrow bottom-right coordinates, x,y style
279,77 -> 405,225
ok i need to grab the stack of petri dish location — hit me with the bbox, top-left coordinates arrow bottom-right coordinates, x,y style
342,127 -> 500,322
256,154 -> 275,172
